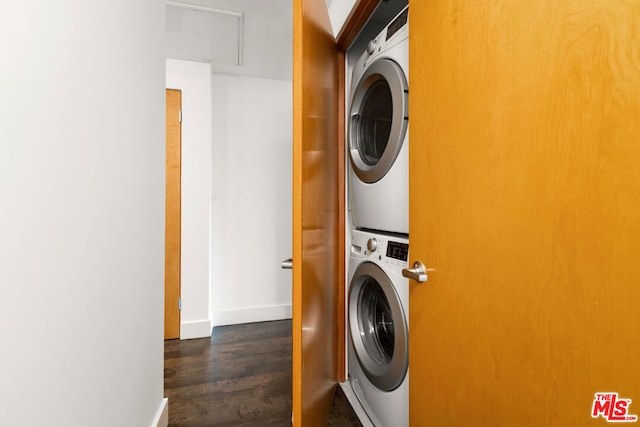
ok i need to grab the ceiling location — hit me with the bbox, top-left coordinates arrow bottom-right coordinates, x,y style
166,0 -> 292,81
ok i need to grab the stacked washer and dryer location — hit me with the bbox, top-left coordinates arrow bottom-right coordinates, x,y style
345,6 -> 410,427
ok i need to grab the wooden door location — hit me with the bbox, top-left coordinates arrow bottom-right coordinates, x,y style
409,1 -> 640,425
165,89 -> 181,340
292,0 -> 340,425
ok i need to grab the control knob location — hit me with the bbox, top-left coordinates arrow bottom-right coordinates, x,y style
367,238 -> 378,253
366,39 -> 378,55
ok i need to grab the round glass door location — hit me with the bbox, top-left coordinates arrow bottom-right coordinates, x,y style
349,58 -> 408,184
349,262 -> 408,391
357,81 -> 393,166
359,277 -> 395,364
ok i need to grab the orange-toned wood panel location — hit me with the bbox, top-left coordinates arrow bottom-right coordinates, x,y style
409,0 -> 640,425
165,89 -> 181,340
292,0 -> 340,425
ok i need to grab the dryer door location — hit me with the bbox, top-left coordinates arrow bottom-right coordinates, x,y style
349,261 -> 408,391
349,58 -> 408,183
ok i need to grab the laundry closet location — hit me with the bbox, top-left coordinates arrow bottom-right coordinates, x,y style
293,0 -> 640,426
341,3 -> 410,426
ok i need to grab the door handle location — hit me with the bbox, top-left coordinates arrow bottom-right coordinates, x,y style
402,261 -> 432,283
281,258 -> 293,270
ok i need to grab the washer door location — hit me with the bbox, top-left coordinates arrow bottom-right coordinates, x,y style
349,262 -> 408,391
349,58 -> 408,183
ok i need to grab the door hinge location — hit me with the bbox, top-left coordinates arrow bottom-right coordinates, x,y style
178,297 -> 182,311
179,110 -> 182,123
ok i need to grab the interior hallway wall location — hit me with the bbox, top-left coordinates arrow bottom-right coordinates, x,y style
0,1 -> 166,426
328,0 -> 357,37
166,58 -> 213,339
211,74 -> 293,325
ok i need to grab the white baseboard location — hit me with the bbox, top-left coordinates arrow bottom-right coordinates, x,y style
180,319 -> 213,339
151,398 -> 168,427
212,304 -> 292,326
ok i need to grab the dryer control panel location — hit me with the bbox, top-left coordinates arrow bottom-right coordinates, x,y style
386,7 -> 408,41
362,5 -> 409,64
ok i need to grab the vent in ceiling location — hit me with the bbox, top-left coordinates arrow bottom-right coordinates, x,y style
166,1 -> 243,65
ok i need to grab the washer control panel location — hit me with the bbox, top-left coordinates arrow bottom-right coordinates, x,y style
386,240 -> 409,262
352,229 -> 409,268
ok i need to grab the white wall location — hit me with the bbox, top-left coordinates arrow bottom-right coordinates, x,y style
169,0 -> 292,81
328,0 -> 357,37
0,1 -> 167,426
211,74 -> 293,325
166,59 -> 213,339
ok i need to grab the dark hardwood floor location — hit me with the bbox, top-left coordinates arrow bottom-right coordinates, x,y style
164,319 -> 362,426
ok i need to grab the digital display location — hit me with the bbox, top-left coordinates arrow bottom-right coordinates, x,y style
386,241 -> 409,261
386,8 -> 408,41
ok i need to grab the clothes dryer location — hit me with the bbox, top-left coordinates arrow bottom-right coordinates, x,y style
348,6 -> 408,234
348,229 -> 409,427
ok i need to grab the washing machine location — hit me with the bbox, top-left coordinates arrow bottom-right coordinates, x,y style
348,229 -> 409,427
348,6 -> 409,235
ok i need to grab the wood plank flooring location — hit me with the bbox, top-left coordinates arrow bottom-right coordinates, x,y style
164,320 -> 362,426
